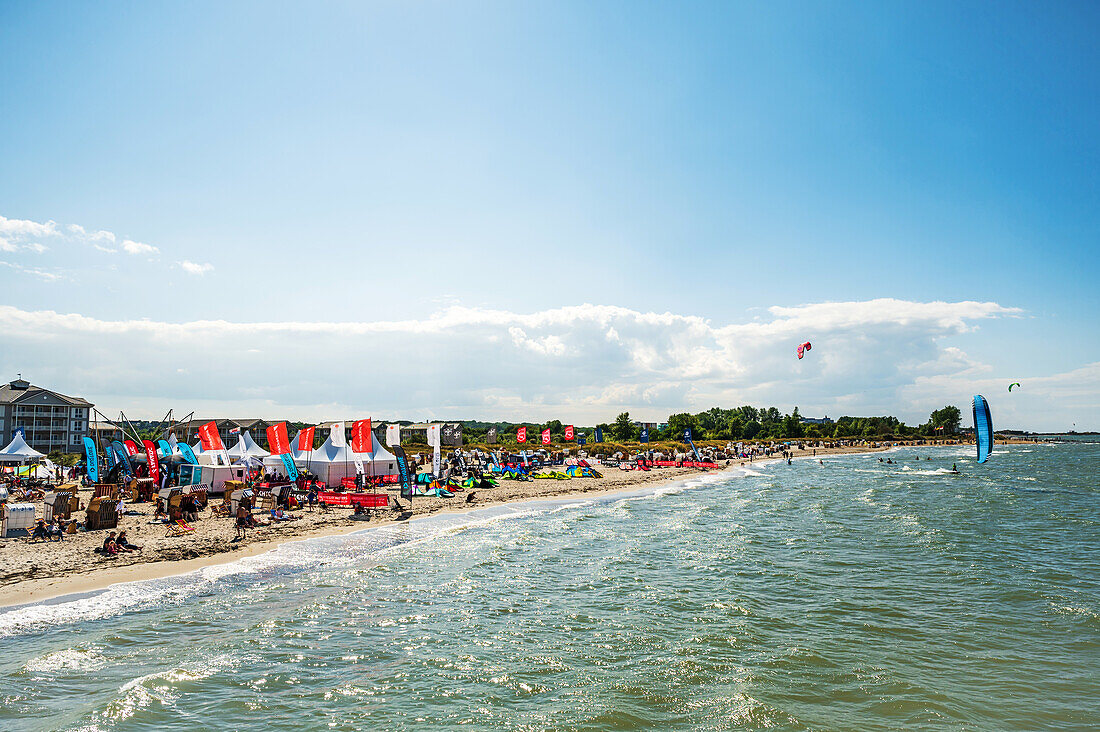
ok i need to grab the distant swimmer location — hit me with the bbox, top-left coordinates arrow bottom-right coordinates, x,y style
818,460 -> 824,465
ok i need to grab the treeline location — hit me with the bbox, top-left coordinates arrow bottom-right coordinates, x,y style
456,405 -> 963,443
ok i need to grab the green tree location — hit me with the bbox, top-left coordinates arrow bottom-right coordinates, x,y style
612,412 -> 637,441
927,405 -> 962,434
782,407 -> 805,438
666,412 -> 697,440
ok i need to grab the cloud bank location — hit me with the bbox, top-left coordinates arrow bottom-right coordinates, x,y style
0,298 -> 1078,430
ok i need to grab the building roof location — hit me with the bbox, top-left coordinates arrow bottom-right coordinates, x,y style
88,422 -> 125,432
0,379 -> 92,407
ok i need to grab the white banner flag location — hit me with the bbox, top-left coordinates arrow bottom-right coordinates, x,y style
330,422 -> 346,448
426,424 -> 441,448
386,424 -> 401,447
432,444 -> 441,476
354,454 -> 364,474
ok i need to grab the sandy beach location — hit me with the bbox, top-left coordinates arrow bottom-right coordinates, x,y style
0,443 -> 900,608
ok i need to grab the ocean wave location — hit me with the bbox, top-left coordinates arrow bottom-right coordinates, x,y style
23,647 -> 106,674
0,470 -> 748,635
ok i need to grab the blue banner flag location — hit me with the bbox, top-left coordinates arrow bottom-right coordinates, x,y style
13,427 -> 25,440
578,435 -> 586,446
683,429 -> 702,462
392,445 -> 414,498
594,426 -> 603,443
640,428 -> 649,444
279,453 -> 299,481
177,442 -> 199,465
110,441 -> 133,475
83,437 -> 99,482
157,439 -> 172,458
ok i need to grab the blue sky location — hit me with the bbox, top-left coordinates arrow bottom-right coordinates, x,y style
1,1 -> 1097,430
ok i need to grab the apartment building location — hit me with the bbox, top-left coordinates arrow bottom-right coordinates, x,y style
0,377 -> 94,453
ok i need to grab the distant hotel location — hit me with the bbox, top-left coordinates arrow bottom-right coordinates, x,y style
0,376 -> 93,453
800,416 -> 834,425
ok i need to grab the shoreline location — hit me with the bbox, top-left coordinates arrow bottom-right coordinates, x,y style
0,444 -> 902,609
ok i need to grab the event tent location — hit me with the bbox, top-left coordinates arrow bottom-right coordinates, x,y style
274,431 -> 398,486
0,434 -> 46,463
228,431 -> 270,459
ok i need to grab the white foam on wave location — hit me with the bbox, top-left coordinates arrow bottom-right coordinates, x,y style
0,467 -> 765,636
23,647 -> 106,674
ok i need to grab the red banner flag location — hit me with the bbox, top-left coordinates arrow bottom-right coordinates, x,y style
297,426 -> 316,452
564,425 -> 575,441
197,421 -> 225,451
142,439 -> 161,485
266,422 -> 291,455
351,419 -> 373,453
516,427 -> 527,443
124,439 -> 139,456
541,428 -> 551,445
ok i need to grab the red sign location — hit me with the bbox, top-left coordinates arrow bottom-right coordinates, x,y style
351,419 -> 373,453
142,439 -> 160,485
541,428 -> 551,445
197,421 -> 225,451
516,427 -> 527,443
266,422 -> 291,455
124,440 -> 139,456
564,425 -> 575,441
297,426 -> 315,451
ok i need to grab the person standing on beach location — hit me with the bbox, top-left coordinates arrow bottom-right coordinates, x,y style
235,504 -> 249,540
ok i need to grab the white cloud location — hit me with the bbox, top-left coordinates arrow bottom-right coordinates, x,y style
0,298 -> 1075,429
0,261 -> 63,281
0,215 -> 60,239
178,260 -> 213,275
120,239 -> 158,255
1,214 -> 160,258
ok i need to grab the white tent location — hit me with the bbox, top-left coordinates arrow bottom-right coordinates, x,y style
296,431 -> 398,487
0,434 -> 46,463
228,430 -> 270,459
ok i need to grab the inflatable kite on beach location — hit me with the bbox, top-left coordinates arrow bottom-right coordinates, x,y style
1008,382 -> 1021,392
797,341 -> 812,359
973,394 -> 993,464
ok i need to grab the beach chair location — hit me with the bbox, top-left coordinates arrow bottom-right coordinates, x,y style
166,519 -> 196,537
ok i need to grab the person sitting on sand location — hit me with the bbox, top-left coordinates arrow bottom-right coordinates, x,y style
351,504 -> 365,517
50,518 -> 65,541
102,531 -> 119,555
116,531 -> 141,552
180,495 -> 199,523
30,519 -> 50,542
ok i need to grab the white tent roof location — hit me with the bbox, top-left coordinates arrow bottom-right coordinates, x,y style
228,430 -> 270,458
303,431 -> 395,465
0,434 -> 46,462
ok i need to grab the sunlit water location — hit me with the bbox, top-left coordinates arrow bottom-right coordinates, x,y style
1,444 -> 1097,730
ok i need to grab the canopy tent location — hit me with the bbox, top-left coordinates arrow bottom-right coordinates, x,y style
281,431 -> 398,487
0,434 -> 46,463
228,430 -> 270,459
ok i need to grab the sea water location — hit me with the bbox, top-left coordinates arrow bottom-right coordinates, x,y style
0,444 -> 1097,731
